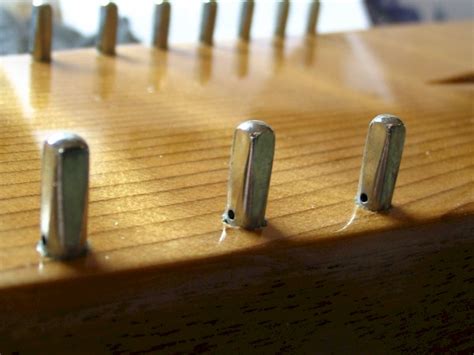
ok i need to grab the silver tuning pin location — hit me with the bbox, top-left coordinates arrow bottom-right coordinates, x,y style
199,0 -> 218,46
37,133 -> 89,259
97,2 -> 118,55
238,0 -> 255,42
223,120 -> 275,230
306,0 -> 321,36
152,0 -> 171,50
357,114 -> 406,211
274,0 -> 290,40
30,2 -> 53,62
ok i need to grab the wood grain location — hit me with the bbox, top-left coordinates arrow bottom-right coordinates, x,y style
0,21 -> 473,353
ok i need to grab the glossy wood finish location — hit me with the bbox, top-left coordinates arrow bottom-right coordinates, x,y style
0,21 -> 473,352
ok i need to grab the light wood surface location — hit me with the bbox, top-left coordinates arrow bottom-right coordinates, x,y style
0,21 -> 473,353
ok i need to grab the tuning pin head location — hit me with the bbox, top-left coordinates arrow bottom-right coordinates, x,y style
97,2 -> 118,55
199,0 -> 218,46
223,120 -> 275,230
153,0 -> 171,50
274,0 -> 290,39
38,133 -> 89,259
357,114 -> 406,211
30,2 -> 53,62
305,0 -> 321,36
238,0 -> 255,42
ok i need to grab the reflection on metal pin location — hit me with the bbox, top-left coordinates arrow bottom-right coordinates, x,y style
37,133 -> 89,259
306,0 -> 321,36
97,2 -> 118,55
238,0 -> 255,42
30,3 -> 53,62
274,0 -> 290,39
199,0 -> 218,46
223,120 -> 275,230
153,0 -> 171,50
357,114 -> 406,211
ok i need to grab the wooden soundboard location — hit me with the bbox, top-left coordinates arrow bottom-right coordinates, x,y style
0,21 -> 473,353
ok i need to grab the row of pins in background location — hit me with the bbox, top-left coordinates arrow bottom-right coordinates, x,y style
38,116 -> 405,260
30,0 -> 321,62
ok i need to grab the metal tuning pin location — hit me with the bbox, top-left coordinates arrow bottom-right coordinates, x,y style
223,120 -> 275,230
30,2 -> 53,62
274,0 -> 290,40
37,133 -> 89,259
305,0 -> 321,36
97,2 -> 118,55
357,114 -> 406,211
199,0 -> 218,46
152,0 -> 171,50
238,0 -> 255,42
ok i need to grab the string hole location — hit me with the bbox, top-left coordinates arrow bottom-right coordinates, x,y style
227,210 -> 235,220
360,193 -> 368,203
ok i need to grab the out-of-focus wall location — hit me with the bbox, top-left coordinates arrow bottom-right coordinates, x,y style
2,0 -> 472,54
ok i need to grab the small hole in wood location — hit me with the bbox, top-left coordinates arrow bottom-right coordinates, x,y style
360,193 -> 368,203
227,210 -> 235,220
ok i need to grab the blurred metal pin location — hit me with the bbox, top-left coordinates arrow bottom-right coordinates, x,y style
30,2 -> 53,62
305,0 -> 321,36
199,0 -> 218,46
37,133 -> 89,259
152,0 -> 171,50
97,2 -> 118,55
238,0 -> 255,42
357,114 -> 406,211
223,120 -> 275,230
274,0 -> 290,39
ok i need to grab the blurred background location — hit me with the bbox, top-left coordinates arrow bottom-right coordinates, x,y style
1,0 -> 473,55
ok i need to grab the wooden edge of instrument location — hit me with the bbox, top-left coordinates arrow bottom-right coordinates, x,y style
1,213 -> 472,313
1,214 -> 472,352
